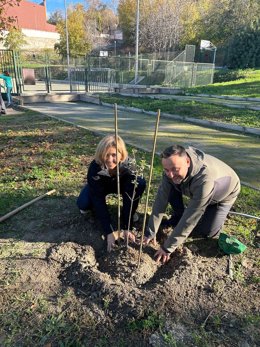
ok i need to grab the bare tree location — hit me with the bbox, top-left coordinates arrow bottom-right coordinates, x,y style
139,0 -> 185,53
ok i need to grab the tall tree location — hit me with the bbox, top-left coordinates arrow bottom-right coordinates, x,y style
181,0 -> 260,47
0,0 -> 22,34
139,0 -> 184,52
55,4 -> 92,58
118,0 -> 136,46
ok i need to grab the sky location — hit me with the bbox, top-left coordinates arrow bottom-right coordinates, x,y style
30,0 -> 118,17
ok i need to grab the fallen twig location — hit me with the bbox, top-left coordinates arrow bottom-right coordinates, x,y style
0,189 -> 56,223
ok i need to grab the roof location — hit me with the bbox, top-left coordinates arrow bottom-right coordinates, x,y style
4,0 -> 56,33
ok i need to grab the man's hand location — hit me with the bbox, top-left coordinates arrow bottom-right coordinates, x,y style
107,232 -> 116,252
154,247 -> 171,264
143,236 -> 157,246
123,230 -> 136,243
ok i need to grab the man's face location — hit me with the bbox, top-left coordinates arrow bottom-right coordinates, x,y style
162,154 -> 190,184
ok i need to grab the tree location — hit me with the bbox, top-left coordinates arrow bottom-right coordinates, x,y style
139,0 -> 185,52
55,4 -> 92,58
118,0 -> 136,46
118,0 -> 188,52
47,10 -> 63,25
0,0 -> 22,34
181,0 -> 260,47
4,26 -> 27,50
227,20 -> 260,68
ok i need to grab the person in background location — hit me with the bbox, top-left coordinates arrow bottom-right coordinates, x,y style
0,71 -> 13,107
77,135 -> 146,252
0,83 -> 6,114
145,144 -> 240,264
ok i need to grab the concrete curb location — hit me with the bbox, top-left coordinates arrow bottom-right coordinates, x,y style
185,93 -> 260,103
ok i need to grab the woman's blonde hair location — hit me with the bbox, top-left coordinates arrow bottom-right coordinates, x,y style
95,135 -> 128,165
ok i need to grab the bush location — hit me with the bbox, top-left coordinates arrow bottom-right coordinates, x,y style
227,20 -> 260,68
213,69 -> 250,83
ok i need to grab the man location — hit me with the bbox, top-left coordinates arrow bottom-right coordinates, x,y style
145,145 -> 240,264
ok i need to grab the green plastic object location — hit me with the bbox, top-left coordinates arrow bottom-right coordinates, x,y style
218,232 -> 247,254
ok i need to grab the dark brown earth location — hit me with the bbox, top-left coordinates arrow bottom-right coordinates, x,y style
1,196 -> 259,347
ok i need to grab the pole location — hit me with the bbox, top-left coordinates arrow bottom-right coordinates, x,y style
114,104 -> 121,242
137,109 -> 161,268
134,0 -> 140,84
114,40 -> 117,57
64,0 -> 71,89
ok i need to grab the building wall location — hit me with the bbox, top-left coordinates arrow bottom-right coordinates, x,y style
2,0 -> 60,50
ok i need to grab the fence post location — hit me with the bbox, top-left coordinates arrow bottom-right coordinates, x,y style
45,66 -> 50,93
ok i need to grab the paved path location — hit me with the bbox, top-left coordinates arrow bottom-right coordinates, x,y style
26,102 -> 260,189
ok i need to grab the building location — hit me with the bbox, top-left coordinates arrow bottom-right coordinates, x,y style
0,0 -> 60,50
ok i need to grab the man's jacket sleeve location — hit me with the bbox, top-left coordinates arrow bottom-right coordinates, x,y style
163,177 -> 215,253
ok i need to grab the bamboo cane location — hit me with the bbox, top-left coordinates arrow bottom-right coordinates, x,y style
137,109 -> 160,268
0,189 -> 56,223
114,103 -> 121,242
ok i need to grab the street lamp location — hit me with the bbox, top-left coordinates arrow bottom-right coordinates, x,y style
64,0 -> 70,83
134,0 -> 140,84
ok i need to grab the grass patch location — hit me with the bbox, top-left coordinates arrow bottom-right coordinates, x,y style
186,68 -> 260,98
100,94 -> 260,129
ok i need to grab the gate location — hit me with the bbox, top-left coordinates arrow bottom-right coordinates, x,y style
86,68 -> 116,92
0,49 -> 21,94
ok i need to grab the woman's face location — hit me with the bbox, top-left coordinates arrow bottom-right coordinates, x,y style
105,146 -> 121,170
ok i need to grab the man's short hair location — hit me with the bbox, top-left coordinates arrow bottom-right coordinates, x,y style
160,145 -> 187,159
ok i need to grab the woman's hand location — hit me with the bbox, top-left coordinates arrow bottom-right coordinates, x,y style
143,236 -> 157,246
123,230 -> 136,244
107,232 -> 116,252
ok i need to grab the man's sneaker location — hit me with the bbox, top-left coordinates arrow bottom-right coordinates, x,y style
80,209 -> 87,215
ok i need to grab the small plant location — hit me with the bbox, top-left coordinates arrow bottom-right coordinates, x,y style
102,295 -> 111,310
233,262 -> 245,282
128,312 -> 163,332
161,332 -> 178,346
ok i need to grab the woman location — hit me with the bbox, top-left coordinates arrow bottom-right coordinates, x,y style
77,135 -> 146,251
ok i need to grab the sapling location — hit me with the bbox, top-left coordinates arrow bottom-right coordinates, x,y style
114,103 -> 121,243
138,109 -> 161,267
125,149 -> 148,248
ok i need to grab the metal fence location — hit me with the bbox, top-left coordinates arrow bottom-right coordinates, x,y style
1,48 -> 214,95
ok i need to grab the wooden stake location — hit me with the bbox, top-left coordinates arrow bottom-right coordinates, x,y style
137,109 -> 160,268
114,103 -> 121,242
0,189 -> 56,223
